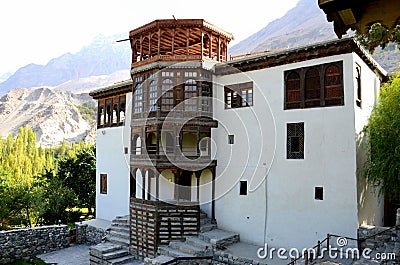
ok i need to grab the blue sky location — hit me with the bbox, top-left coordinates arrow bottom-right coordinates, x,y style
0,0 -> 299,75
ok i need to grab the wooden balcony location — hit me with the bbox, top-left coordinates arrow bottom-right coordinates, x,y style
130,153 -> 217,168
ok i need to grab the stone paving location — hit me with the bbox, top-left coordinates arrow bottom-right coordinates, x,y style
37,244 -> 90,265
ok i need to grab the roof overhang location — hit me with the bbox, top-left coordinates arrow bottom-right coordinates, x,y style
318,0 -> 400,37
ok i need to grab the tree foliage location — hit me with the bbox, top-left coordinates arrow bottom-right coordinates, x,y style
356,22 -> 400,53
57,146 -> 96,214
364,72 -> 400,200
0,126 -> 96,229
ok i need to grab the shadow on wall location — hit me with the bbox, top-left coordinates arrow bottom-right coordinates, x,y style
356,132 -> 384,226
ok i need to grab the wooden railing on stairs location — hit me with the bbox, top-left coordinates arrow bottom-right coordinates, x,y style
130,198 -> 200,258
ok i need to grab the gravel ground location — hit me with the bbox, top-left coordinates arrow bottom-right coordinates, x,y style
37,244 -> 90,265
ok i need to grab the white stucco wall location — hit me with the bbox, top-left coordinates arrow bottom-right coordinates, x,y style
353,54 -> 384,226
96,93 -> 132,221
212,54 -> 374,249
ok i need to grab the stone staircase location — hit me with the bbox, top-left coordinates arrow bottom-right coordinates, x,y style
144,211 -> 240,265
90,216 -> 141,265
107,216 -> 131,247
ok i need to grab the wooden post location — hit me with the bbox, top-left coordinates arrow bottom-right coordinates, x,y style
147,170 -> 152,200
142,168 -> 146,200
130,169 -> 136,198
200,30 -> 204,58
157,28 -> 161,57
174,170 -> 180,200
291,258 -> 295,265
156,124 -> 160,156
195,171 -> 201,202
211,167 -> 216,222
304,249 -> 308,265
196,128 -> 201,156
317,240 -> 321,258
139,35 -> 143,61
186,28 -> 190,56
156,171 -> 159,201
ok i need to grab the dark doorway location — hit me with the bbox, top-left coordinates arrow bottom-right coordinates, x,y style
177,170 -> 192,201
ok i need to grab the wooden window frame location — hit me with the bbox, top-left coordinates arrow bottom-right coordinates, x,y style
100,174 -> 107,194
284,61 -> 344,110
224,81 -> 253,109
287,122 -> 304,159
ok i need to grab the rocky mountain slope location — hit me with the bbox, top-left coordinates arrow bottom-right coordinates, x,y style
229,0 -> 338,55
0,87 -> 96,147
54,69 -> 130,93
230,0 -> 400,73
0,34 -> 131,96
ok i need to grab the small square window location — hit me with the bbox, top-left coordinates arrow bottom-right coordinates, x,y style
124,147 -> 128,154
240,181 -> 247,195
100,174 -> 107,194
315,187 -> 323,200
228,135 -> 234,144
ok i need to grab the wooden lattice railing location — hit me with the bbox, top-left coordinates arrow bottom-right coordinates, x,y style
130,198 -> 200,258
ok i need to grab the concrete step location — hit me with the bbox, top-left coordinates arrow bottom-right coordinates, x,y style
113,217 -> 130,225
185,237 -> 212,251
111,226 -> 131,233
200,222 -> 217,232
103,249 -> 130,260
169,241 -> 207,256
90,242 -> 122,258
199,229 -> 240,249
144,255 -> 174,265
157,246 -> 192,258
108,254 -> 137,265
110,230 -> 130,239
108,235 -> 130,246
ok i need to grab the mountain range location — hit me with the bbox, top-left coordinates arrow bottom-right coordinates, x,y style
0,34 -> 131,96
0,0 -> 399,146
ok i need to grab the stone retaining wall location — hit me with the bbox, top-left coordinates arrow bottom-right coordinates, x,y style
0,225 -> 70,264
76,222 -> 108,245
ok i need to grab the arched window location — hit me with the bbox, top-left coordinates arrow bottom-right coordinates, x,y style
106,104 -> 111,125
146,133 -> 157,155
112,104 -> 118,124
184,79 -> 197,111
285,71 -> 301,109
98,105 -> 105,126
149,80 -> 158,111
132,135 -> 141,155
119,102 -> 125,123
305,68 -> 321,107
325,64 -> 343,106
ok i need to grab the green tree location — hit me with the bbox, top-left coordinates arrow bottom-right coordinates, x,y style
57,146 -> 96,215
357,22 -> 400,53
364,72 -> 400,200
33,173 -> 77,225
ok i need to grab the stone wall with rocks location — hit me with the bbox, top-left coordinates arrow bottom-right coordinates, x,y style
76,222 -> 108,245
0,225 -> 69,264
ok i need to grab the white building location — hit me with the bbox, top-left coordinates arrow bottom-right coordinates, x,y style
89,19 -> 386,253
